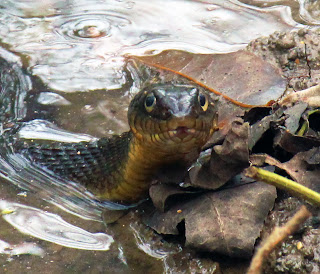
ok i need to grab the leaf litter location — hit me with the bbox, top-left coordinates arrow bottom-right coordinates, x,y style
128,29 -> 320,267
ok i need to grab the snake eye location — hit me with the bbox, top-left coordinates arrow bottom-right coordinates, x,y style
145,93 -> 156,112
198,94 -> 208,111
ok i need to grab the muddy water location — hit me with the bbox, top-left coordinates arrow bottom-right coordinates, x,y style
0,0 -> 318,273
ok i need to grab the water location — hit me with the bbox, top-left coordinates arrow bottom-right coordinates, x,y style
0,0 -> 304,92
0,0 -> 319,272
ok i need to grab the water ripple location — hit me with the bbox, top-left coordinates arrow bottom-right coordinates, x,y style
0,0 -> 305,92
54,14 -> 130,41
0,200 -> 114,250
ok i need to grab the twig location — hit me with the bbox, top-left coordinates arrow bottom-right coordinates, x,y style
279,83 -> 320,107
247,205 -> 311,274
244,166 -> 320,206
304,42 -> 312,79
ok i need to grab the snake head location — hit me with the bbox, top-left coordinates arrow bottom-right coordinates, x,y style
128,84 -> 218,161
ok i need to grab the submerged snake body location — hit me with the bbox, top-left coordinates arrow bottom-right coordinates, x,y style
21,84 -> 218,202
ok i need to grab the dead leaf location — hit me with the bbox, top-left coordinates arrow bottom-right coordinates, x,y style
275,130 -> 320,154
134,50 -> 285,105
250,148 -> 320,193
188,118 -> 249,189
283,102 -> 308,134
146,182 -> 276,258
247,107 -> 284,150
281,148 -> 320,192
149,184 -> 201,212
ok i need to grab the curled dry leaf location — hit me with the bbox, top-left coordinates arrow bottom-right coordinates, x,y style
149,184 -> 201,212
246,107 -> 284,150
283,102 -> 308,134
188,118 -> 250,190
281,148 -> 320,192
276,130 -> 320,154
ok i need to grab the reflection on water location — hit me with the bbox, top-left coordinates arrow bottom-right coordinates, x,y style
0,201 -> 114,250
0,0 -> 304,92
130,222 -> 181,260
0,239 -> 45,257
240,0 -> 320,25
0,0 -> 319,272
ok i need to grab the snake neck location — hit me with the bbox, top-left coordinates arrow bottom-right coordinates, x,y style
99,130 -> 204,202
97,135 -> 149,202
97,133 -> 161,202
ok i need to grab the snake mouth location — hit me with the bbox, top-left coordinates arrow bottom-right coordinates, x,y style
168,126 -> 197,139
131,114 -> 213,146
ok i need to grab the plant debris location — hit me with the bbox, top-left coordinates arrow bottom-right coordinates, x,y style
146,182 -> 276,258
131,29 -> 320,267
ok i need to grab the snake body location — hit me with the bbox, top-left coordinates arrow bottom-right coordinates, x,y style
20,83 -> 218,203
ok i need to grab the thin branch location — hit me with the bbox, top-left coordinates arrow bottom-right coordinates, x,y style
279,83 -> 320,107
247,205 -> 311,274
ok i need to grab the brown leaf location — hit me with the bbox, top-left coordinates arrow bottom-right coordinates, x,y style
149,184 -> 200,212
188,118 -> 249,190
284,102 -> 308,134
250,148 -> 320,192
281,148 -> 320,192
134,50 -> 285,106
276,130 -> 320,154
247,107 -> 284,150
146,182 -> 277,258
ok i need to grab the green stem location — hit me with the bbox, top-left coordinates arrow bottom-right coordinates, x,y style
245,166 -> 320,206
296,120 -> 308,136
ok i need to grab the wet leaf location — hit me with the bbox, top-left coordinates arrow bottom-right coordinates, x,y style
281,148 -> 320,192
149,184 -> 199,212
134,50 -> 285,105
102,209 -> 127,224
146,182 -> 276,258
250,148 -> 320,193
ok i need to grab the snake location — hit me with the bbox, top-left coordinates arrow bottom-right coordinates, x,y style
19,82 -> 218,203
